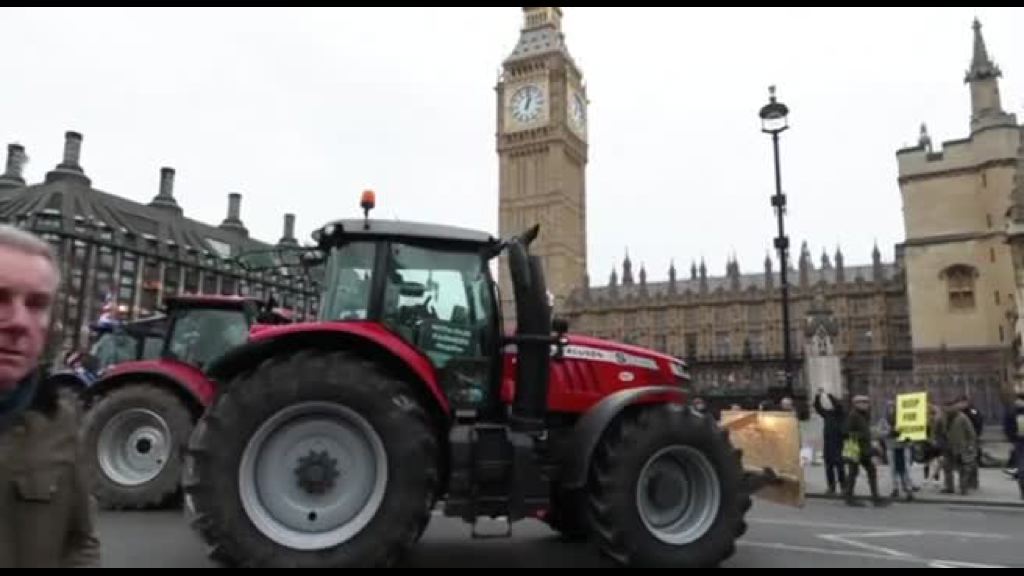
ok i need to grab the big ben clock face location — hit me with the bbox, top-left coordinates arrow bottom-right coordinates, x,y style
510,84 -> 545,124
569,91 -> 587,133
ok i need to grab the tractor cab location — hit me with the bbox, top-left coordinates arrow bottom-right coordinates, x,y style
313,216 -> 525,416
86,315 -> 168,374
311,190 -> 559,427
162,295 -> 281,370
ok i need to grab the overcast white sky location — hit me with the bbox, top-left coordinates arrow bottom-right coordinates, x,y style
2,7 -> 1022,285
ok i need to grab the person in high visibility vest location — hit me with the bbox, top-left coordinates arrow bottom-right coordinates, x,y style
842,395 -> 889,507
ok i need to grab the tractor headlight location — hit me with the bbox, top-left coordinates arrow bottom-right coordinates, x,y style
670,361 -> 690,383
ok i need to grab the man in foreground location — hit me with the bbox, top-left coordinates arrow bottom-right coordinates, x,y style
0,224 -> 101,567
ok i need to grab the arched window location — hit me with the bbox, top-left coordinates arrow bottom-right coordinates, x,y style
941,264 -> 978,311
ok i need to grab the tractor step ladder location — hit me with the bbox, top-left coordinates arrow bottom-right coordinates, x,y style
471,516 -> 512,539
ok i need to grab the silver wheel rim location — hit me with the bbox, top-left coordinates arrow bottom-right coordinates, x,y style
636,445 -> 721,545
98,408 -> 173,486
239,401 -> 388,551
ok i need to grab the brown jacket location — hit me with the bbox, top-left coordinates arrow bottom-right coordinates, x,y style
0,382 -> 100,568
939,410 -> 978,463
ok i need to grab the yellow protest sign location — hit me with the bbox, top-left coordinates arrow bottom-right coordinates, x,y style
896,392 -> 928,441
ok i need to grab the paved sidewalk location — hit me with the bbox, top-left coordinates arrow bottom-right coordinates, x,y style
802,464 -> 1024,507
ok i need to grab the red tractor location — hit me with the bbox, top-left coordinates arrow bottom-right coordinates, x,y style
185,207 -> 768,567
79,294 -> 291,509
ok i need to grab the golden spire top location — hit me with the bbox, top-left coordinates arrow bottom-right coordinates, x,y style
522,7 -> 562,32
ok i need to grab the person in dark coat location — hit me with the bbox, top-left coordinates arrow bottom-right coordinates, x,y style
940,398 -> 978,495
1003,393 -> 1024,500
961,396 -> 985,437
0,225 -> 100,567
842,395 -> 888,507
922,403 -> 944,485
958,395 -> 984,489
814,387 -> 846,495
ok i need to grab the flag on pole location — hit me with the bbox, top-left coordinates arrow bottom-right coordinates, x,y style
96,292 -> 120,328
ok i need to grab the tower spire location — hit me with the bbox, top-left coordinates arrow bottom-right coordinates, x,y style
506,7 -> 573,64
964,18 -> 1014,133
918,123 -> 933,153
966,18 -> 998,82
522,7 -> 562,32
622,248 -> 634,285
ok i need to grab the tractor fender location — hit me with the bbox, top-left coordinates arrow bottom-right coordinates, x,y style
44,369 -> 91,395
205,324 -> 450,417
84,359 -> 214,414
560,385 -> 686,490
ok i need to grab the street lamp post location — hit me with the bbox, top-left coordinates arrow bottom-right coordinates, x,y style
760,86 -> 794,400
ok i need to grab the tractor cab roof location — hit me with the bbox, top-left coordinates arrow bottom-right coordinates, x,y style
163,294 -> 262,311
162,295 -> 295,324
313,219 -> 497,250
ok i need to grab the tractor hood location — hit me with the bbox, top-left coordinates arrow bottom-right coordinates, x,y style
500,331 -> 690,414
561,334 -> 690,380
502,332 -> 689,381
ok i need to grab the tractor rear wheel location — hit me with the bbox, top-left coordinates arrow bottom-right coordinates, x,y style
545,487 -> 589,541
81,383 -> 193,509
587,404 -> 750,567
184,350 -> 439,568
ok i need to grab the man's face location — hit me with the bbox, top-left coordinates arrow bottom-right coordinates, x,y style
0,246 -> 57,391
854,400 -> 870,413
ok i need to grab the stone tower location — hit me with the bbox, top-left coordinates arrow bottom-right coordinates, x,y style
496,7 -> 589,324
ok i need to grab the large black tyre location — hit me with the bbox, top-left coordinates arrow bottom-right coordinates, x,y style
81,383 -> 194,509
184,350 -> 439,568
587,404 -> 750,568
544,487 -> 589,541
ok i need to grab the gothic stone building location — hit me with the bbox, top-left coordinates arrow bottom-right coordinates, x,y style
563,247 -> 913,409
0,131 -> 319,361
897,19 -> 1023,413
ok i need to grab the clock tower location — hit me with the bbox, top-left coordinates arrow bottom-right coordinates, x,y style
497,7 -> 589,325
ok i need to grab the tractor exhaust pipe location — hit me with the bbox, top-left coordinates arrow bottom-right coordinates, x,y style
506,238 -> 552,432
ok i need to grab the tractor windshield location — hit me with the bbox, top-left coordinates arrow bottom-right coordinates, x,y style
90,331 -> 140,371
167,308 -> 250,369
87,315 -> 167,372
380,243 -> 494,369
317,239 -> 496,371
320,241 -> 376,321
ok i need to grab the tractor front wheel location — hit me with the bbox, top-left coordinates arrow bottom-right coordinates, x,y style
81,384 -> 194,509
587,405 -> 750,567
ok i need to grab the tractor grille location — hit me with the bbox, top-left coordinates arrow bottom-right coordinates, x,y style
552,360 -> 600,394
